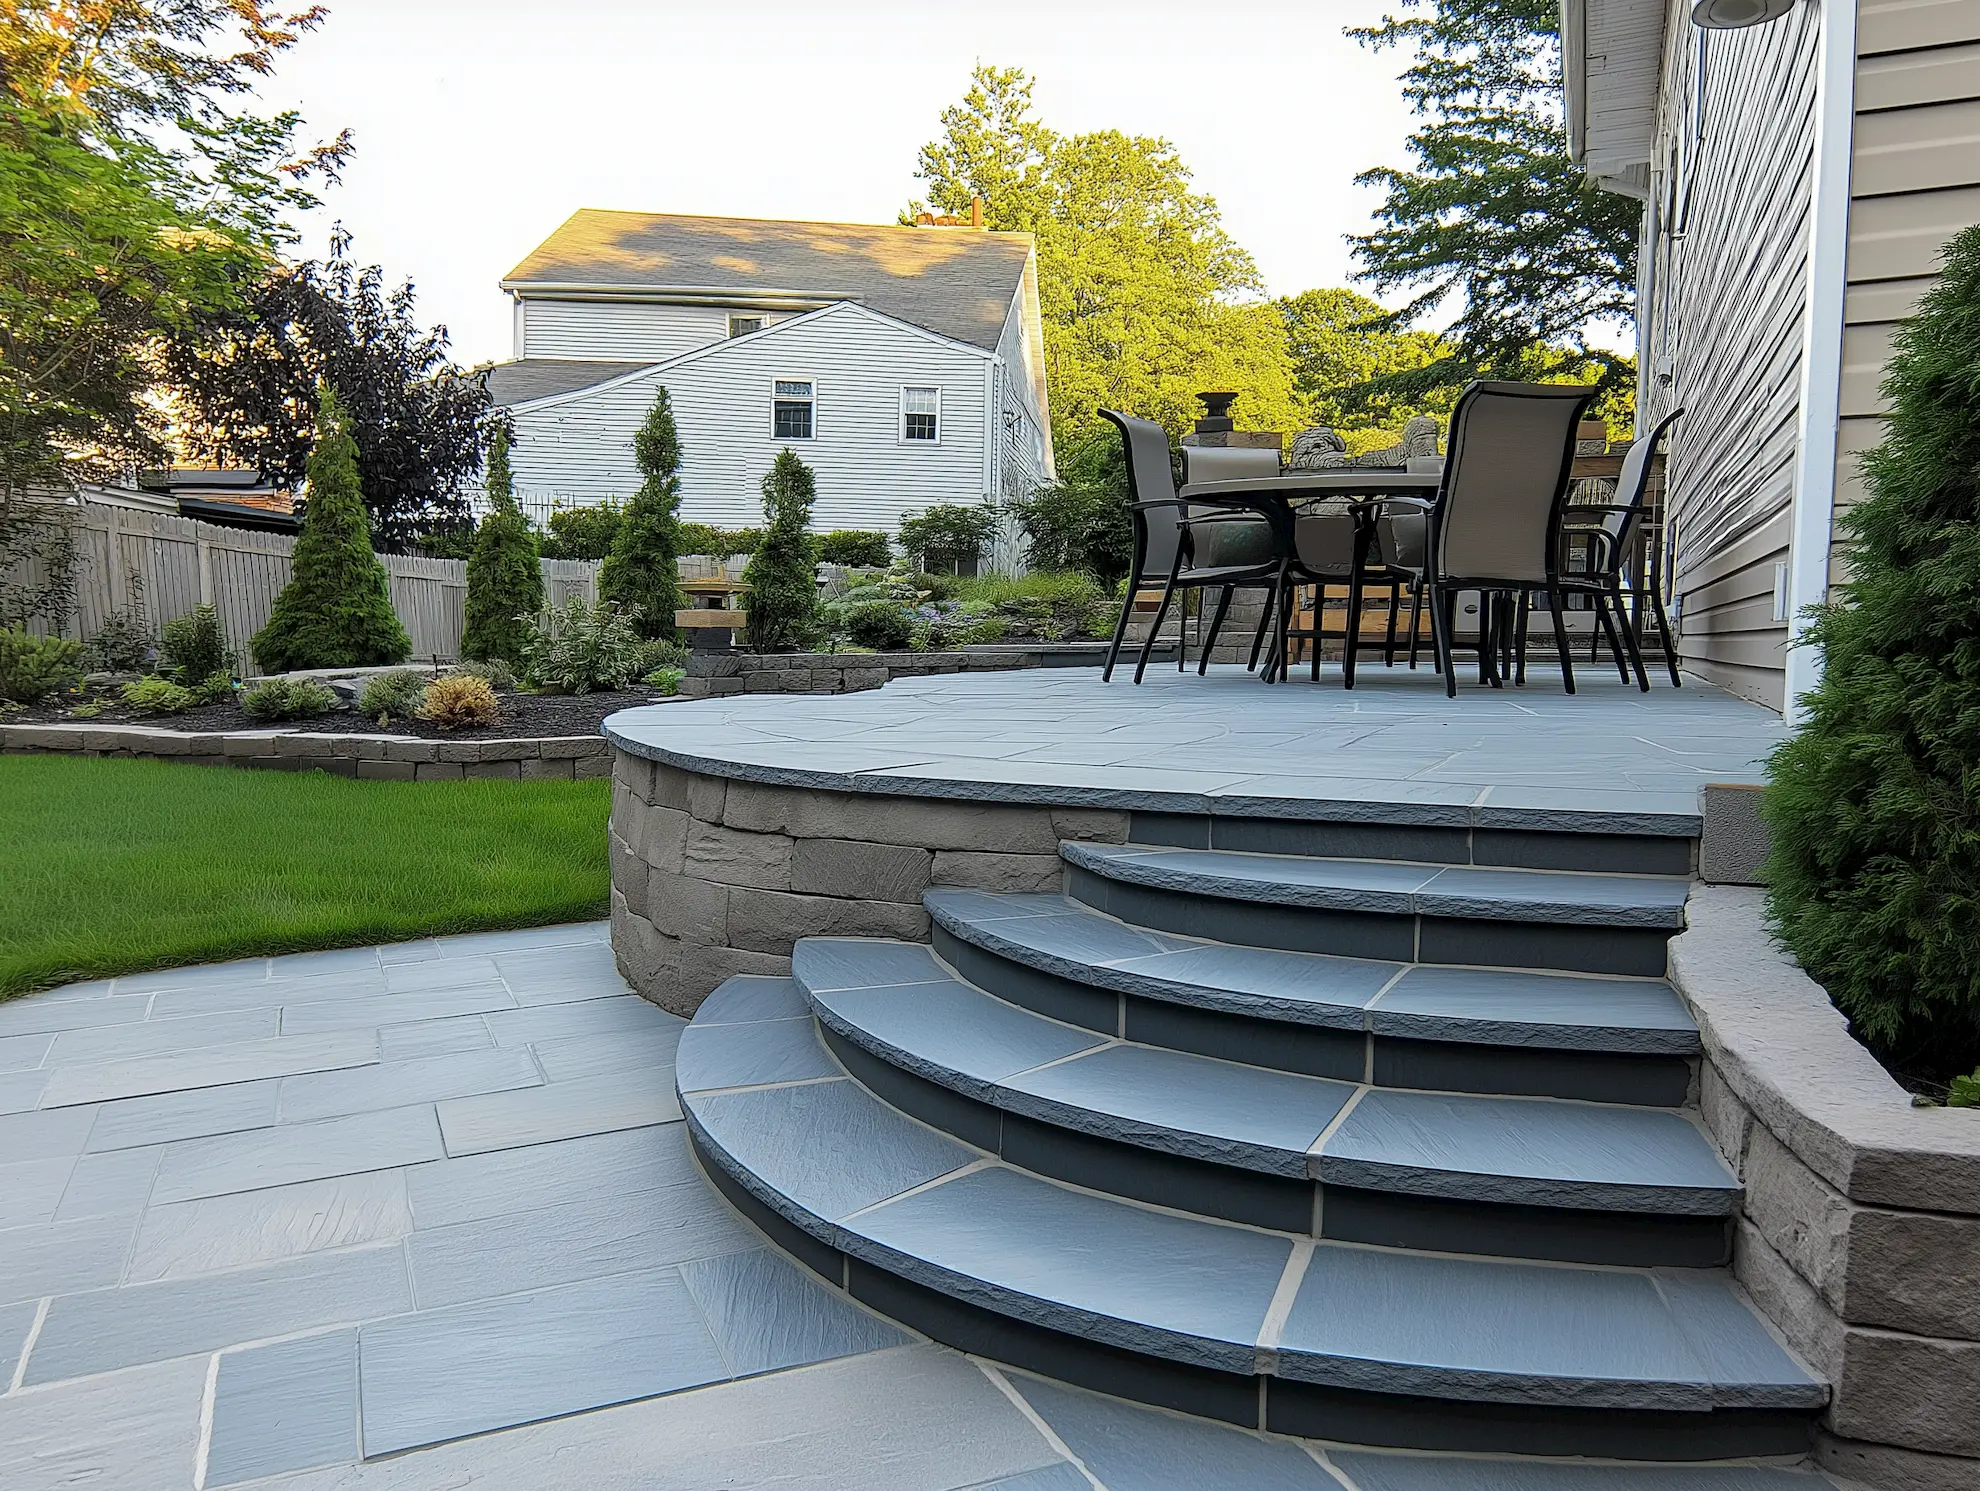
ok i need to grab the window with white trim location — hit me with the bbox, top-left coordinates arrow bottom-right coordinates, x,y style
729,315 -> 764,338
772,379 -> 814,440
901,385 -> 940,443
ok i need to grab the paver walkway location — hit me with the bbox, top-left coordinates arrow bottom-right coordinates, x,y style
0,925 -> 1826,1489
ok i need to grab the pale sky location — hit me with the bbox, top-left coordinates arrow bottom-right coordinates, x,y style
263,0 -> 1428,370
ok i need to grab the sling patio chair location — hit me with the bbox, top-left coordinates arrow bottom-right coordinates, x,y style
1555,407 -> 1686,690
1178,443 -> 1287,675
1099,410 -> 1295,685
1368,381 -> 1599,698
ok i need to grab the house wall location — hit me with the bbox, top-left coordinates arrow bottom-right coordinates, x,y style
517,299 -> 790,361
1836,0 -> 1980,571
507,307 -> 992,533
1639,0 -> 1822,710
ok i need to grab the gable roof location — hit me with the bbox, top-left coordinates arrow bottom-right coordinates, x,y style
481,359 -> 655,408
498,300 -> 994,416
503,209 -> 1034,351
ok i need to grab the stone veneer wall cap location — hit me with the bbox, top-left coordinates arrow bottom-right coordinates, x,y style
1669,885 -> 1980,1214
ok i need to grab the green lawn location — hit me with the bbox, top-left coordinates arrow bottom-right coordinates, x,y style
0,754 -> 611,998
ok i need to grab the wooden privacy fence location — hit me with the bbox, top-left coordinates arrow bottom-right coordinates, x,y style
14,502 -> 600,667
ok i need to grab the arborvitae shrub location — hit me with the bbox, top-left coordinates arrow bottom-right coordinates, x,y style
742,450 -> 823,651
462,424 -> 544,666
252,388 -> 411,672
600,387 -> 687,641
0,628 -> 82,702
1764,223 -> 1980,1086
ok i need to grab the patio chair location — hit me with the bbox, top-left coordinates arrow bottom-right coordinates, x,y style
1374,381 -> 1598,698
1099,411 -> 1294,685
1179,444 -> 1286,675
1555,408 -> 1685,689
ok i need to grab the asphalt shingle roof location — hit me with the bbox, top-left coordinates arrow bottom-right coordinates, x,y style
480,359 -> 655,408
503,209 -> 1033,351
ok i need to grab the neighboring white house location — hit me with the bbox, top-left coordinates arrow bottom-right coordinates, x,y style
480,209 -> 1055,534
1563,0 -> 1980,711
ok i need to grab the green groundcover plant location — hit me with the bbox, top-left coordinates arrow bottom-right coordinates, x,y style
1764,224 -> 1980,1087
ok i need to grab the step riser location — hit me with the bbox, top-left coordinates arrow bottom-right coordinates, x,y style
692,1121 -> 1802,1461
1128,812 -> 1698,878
820,1023 -> 1730,1268
934,924 -> 1696,1106
1067,867 -> 1674,978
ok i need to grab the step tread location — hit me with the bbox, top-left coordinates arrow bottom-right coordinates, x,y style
794,943 -> 1739,1214
680,998 -> 1821,1415
927,890 -> 1700,1055
1063,843 -> 1692,928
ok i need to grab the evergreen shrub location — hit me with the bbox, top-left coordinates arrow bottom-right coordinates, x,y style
240,677 -> 339,721
600,388 -> 687,641
0,628 -> 83,703
817,530 -> 891,568
160,605 -> 234,685
417,675 -> 499,729
251,388 -> 411,672
462,424 -> 544,666
742,450 -> 823,651
358,669 -> 428,723
843,600 -> 912,651
1765,224 -> 1980,1084
539,502 -> 624,561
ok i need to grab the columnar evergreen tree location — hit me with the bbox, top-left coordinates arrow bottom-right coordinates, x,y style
1764,225 -> 1980,1085
251,387 -> 410,673
461,423 -> 543,666
599,387 -> 687,641
742,450 -> 822,652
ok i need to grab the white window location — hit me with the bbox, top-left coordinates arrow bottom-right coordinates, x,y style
729,315 -> 764,338
772,379 -> 815,440
901,386 -> 941,443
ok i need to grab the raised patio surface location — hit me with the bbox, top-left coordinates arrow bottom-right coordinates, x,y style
607,665 -> 1788,832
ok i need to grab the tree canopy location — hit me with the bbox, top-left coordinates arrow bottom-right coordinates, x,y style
908,65 -> 1299,444
1346,0 -> 1639,406
157,229 -> 490,551
0,2 -> 347,499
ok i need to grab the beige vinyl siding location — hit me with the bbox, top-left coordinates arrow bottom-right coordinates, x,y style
1835,0 -> 1980,576
1640,0 -> 1821,710
508,306 -> 991,532
519,299 -> 732,361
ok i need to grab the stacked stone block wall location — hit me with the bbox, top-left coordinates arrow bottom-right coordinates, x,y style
1672,888 -> 1980,1491
608,749 -> 1130,1015
0,723 -> 610,779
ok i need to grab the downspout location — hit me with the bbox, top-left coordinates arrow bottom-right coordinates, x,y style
1783,0 -> 1857,722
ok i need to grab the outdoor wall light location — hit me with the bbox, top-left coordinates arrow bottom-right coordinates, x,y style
1691,0 -> 1794,29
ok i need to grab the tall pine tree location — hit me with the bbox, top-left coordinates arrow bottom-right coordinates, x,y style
1764,226 -> 1980,1086
1346,0 -> 1639,406
742,450 -> 822,652
599,387 -> 686,641
252,387 -> 410,672
461,422 -> 543,666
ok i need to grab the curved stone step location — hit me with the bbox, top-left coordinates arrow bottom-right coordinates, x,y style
1061,843 -> 1688,978
926,890 -> 1699,1106
791,940 -> 1738,1266
677,982 -> 1825,1461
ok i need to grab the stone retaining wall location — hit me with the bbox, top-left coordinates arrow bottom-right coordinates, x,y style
607,751 -> 1130,1014
1670,888 -> 1980,1491
0,723 -> 611,780
677,642 -> 1174,700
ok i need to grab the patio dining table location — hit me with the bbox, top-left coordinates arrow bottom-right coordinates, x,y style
1176,469 -> 1443,683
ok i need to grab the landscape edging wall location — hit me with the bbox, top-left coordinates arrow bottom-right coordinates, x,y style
607,749 -> 1130,1015
0,723 -> 611,779
1669,886 -> 1980,1486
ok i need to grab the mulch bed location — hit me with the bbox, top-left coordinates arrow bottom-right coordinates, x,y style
9,685 -> 665,741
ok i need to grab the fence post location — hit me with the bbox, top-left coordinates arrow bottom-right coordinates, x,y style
103,504 -> 128,614
197,528 -> 213,608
